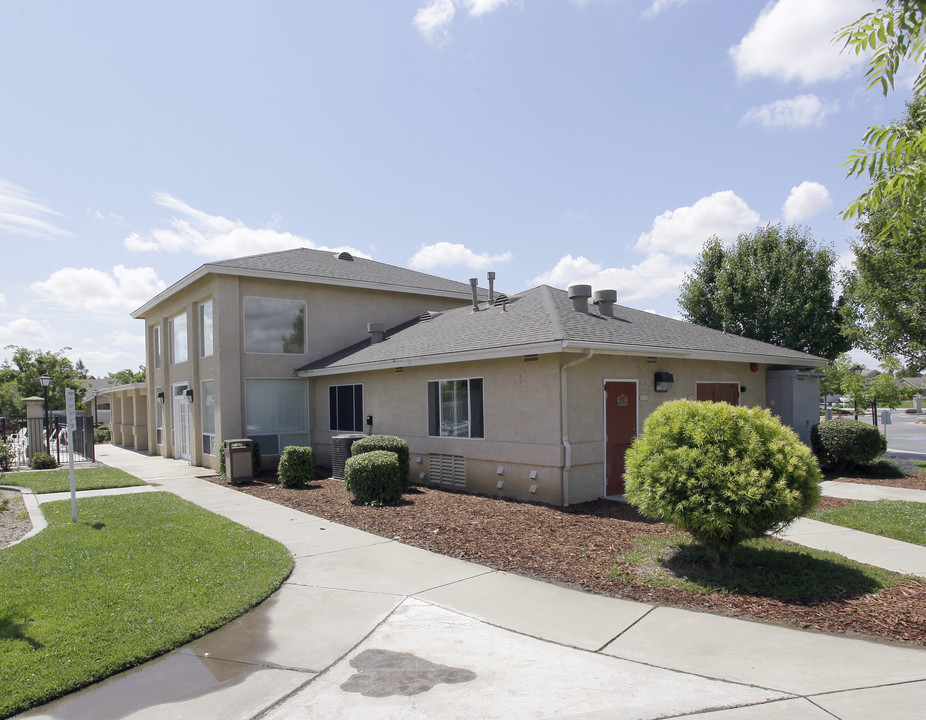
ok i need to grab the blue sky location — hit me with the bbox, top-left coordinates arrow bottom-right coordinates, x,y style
0,0 -> 912,376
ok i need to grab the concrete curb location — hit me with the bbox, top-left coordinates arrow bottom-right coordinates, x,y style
0,485 -> 47,547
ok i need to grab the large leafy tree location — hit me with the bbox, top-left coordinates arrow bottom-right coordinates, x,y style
0,346 -> 86,420
840,1 -> 926,237
107,366 -> 146,386
678,225 -> 850,361
843,96 -> 926,369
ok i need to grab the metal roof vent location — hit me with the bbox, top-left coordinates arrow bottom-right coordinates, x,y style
336,251 -> 354,261
493,293 -> 509,308
593,289 -> 617,317
367,322 -> 385,344
419,310 -> 443,322
567,284 -> 592,312
488,271 -> 496,304
469,278 -> 479,312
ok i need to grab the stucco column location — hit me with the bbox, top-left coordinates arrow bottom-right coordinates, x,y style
24,396 -> 45,461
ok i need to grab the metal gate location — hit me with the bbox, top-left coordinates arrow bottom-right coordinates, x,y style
55,415 -> 95,463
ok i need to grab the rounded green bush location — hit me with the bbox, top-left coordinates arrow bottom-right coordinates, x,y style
344,450 -> 402,506
278,445 -> 315,488
351,435 -> 410,490
624,400 -> 821,562
30,451 -> 58,470
810,419 -> 886,470
93,424 -> 111,444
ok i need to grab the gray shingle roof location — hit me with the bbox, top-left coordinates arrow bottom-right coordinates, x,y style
297,285 -> 824,374
209,247 -> 485,298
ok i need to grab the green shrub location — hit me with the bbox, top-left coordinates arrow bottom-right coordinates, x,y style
624,400 -> 821,563
278,446 -> 315,488
0,441 -> 14,472
30,452 -> 58,470
343,450 -> 402,506
810,418 -> 886,470
351,435 -> 410,490
218,442 -> 226,480
93,424 -> 111,444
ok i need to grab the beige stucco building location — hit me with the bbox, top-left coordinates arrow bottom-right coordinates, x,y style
129,247 -> 826,506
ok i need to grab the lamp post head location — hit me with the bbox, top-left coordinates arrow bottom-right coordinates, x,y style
39,374 -> 51,389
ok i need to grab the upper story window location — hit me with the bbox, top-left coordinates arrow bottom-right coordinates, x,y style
152,326 -> 161,369
200,299 -> 214,358
427,378 -> 484,438
169,312 -> 188,365
329,384 -> 363,432
243,297 -> 306,354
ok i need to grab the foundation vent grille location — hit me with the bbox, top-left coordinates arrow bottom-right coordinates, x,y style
429,454 -> 466,489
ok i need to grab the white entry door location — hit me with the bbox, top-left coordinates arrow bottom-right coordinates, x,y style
173,396 -> 191,462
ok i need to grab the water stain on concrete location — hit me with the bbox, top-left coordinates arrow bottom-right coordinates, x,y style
340,648 -> 476,698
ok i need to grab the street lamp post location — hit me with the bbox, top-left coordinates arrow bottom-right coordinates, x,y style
39,374 -> 51,455
92,389 -> 99,426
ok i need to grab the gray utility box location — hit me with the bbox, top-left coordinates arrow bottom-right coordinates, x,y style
766,369 -> 824,446
225,439 -> 254,485
331,433 -> 365,480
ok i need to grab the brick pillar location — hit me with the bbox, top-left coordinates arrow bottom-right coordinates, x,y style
24,396 -> 45,461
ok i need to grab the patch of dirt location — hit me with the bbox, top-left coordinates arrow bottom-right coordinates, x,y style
0,489 -> 32,549
207,474 -> 926,648
825,471 -> 926,491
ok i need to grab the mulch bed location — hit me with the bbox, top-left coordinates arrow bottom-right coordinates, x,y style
0,489 -> 31,549
208,472 -> 926,648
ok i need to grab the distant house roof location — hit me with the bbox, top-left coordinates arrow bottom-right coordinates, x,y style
297,285 -> 826,377
132,247 -> 487,318
901,376 -> 926,389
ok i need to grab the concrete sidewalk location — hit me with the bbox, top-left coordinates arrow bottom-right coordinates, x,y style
16,445 -> 926,719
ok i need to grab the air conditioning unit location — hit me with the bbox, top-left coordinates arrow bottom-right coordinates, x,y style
331,433 -> 366,480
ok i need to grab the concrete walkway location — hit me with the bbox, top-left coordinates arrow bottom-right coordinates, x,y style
14,446 -> 926,720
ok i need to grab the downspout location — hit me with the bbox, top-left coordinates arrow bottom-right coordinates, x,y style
561,349 -> 594,507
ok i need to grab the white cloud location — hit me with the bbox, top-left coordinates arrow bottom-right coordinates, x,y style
531,252 -> 689,303
30,266 -> 167,314
730,0 -> 870,84
782,181 -> 833,223
414,0 -> 509,45
124,192 -> 368,260
0,317 -> 52,346
741,94 -> 838,129
635,191 -> 760,257
108,330 -> 145,349
0,179 -> 72,240
643,0 -> 691,18
409,241 -> 513,270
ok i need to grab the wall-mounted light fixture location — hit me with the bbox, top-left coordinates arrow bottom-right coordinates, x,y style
156,391 -> 165,404
185,388 -> 194,403
654,371 -> 674,392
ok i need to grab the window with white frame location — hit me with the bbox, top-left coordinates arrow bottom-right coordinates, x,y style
201,380 -> 215,455
427,378 -> 484,438
152,326 -> 161,369
169,312 -> 188,364
155,386 -> 163,445
199,300 -> 213,358
245,378 -> 309,455
329,384 -> 363,432
243,297 -> 306,354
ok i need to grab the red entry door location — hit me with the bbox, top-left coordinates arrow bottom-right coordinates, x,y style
697,382 -> 740,405
605,381 -> 637,495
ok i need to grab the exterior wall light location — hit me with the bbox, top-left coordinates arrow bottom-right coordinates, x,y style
185,388 -> 194,403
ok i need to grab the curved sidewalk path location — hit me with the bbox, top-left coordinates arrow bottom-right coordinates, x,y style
16,446 -> 926,720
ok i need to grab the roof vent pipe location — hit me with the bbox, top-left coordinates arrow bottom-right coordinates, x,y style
593,289 -> 617,317
567,284 -> 592,313
469,278 -> 479,312
487,271 -> 495,305
367,322 -> 385,344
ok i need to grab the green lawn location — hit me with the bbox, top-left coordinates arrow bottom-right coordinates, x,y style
0,492 -> 293,718
1,467 -> 147,494
812,500 -> 926,546
612,533 -> 900,600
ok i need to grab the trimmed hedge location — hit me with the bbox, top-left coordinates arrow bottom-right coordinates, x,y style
344,450 -> 402,506
30,452 -> 58,470
351,435 -> 410,490
625,400 -> 821,562
278,446 -> 315,488
811,419 -> 886,470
